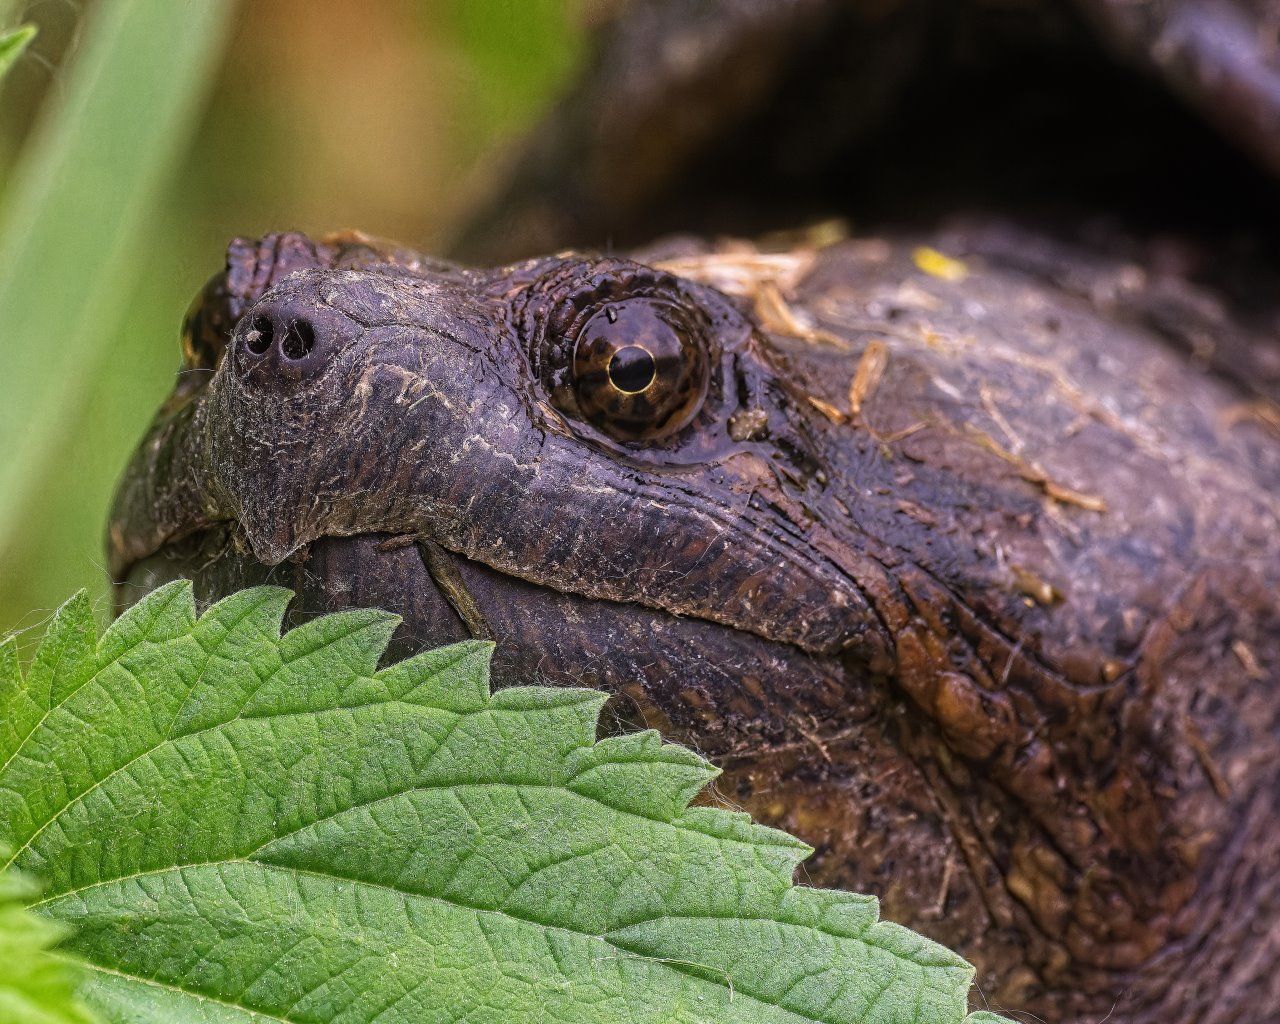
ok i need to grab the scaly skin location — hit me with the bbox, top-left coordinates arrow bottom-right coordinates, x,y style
109,229 -> 1280,1022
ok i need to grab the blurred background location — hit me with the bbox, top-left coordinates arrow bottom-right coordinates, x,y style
0,0 -> 587,637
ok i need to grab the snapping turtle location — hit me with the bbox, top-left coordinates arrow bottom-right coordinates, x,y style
110,226 -> 1280,1022
107,1 -> 1280,1020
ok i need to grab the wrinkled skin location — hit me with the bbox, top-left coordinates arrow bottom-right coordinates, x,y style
110,228 -> 1280,1023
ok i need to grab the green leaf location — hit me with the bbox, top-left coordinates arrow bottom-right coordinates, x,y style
0,860 -> 98,1024
0,24 -> 35,82
0,0 -> 235,560
1,584 -> 1010,1024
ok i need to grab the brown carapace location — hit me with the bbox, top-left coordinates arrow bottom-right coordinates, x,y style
110,225 -> 1280,1024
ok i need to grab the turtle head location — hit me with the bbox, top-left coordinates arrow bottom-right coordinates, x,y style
109,235 -> 886,661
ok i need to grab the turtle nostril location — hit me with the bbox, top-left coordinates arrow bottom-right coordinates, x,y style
244,315 -> 274,355
233,300 -> 336,388
281,318 -> 316,361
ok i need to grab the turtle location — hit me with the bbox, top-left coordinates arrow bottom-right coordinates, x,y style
106,1 -> 1280,1020
109,224 -> 1280,1022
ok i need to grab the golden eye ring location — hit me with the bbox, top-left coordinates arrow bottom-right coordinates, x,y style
569,298 -> 709,441
607,344 -> 657,393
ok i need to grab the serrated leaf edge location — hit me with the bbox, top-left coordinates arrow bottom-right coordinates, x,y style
3,583 -> 1013,1024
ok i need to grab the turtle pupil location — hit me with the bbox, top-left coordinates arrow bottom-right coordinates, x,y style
607,345 -> 656,393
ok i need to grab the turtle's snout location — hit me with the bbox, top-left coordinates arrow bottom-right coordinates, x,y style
230,290 -> 357,388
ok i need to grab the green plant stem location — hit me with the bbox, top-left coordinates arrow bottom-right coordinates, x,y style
0,24 -> 35,81
0,0 -> 235,563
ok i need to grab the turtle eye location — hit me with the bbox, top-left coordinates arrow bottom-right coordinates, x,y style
175,273 -> 245,401
568,298 -> 709,441
181,281 -> 230,374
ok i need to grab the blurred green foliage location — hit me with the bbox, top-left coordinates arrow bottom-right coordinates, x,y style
0,24 -> 34,80
0,0 -> 236,625
0,0 -> 585,638
441,0 -> 584,143
0,859 -> 98,1024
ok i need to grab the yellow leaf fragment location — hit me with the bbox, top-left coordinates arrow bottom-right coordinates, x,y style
913,246 -> 969,282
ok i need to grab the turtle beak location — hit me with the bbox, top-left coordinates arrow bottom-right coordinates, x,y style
106,379 -> 315,584
235,506 -> 304,566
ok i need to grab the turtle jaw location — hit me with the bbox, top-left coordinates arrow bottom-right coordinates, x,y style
111,522 -> 1016,997
114,524 -> 856,749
